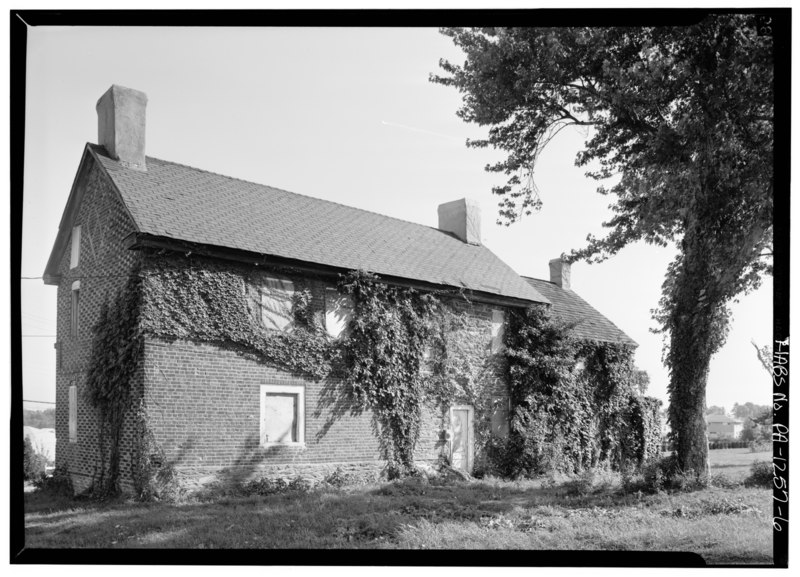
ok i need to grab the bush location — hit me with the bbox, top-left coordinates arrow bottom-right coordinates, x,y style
639,455 -> 707,493
709,472 -> 741,489
563,466 -> 620,496
33,465 -> 73,496
744,460 -> 773,488
749,440 -> 771,453
23,437 -> 47,481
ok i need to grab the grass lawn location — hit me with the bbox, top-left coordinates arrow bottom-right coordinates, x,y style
23,449 -> 773,563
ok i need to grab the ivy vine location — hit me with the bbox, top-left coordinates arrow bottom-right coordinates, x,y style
492,304 -> 662,477
85,263 -> 145,496
338,270 -> 440,476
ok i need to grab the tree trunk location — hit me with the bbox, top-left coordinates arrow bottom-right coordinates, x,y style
666,235 -> 716,479
668,336 -> 710,477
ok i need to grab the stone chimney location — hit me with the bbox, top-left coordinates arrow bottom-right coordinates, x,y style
96,85 -> 148,171
549,256 -> 571,290
438,198 -> 481,245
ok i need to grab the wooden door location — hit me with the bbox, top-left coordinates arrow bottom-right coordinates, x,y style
450,405 -> 474,473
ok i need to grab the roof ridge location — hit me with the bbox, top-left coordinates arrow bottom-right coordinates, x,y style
124,147 -> 453,237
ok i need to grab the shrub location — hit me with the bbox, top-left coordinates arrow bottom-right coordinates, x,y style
749,440 -> 771,453
638,455 -> 707,493
709,472 -> 741,489
563,466 -> 619,496
744,460 -> 773,488
23,437 -> 47,481
33,465 -> 73,496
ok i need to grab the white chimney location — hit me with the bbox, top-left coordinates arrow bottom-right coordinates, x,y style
438,198 -> 481,245
549,257 -> 571,290
96,85 -> 148,171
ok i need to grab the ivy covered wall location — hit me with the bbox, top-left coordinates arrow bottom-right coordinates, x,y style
82,250 -> 660,492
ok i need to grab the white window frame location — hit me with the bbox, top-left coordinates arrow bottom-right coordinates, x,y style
325,288 -> 353,338
260,384 -> 305,447
68,384 -> 77,443
71,280 -> 81,337
70,225 -> 81,269
490,309 -> 505,353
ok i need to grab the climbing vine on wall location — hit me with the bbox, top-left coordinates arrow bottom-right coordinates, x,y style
139,255 -> 339,379
338,270 -> 441,475
85,263 -> 145,495
494,304 -> 661,478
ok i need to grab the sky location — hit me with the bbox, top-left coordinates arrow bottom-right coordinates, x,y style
19,24 -> 773,414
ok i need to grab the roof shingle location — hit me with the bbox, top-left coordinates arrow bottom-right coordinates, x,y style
524,276 -> 636,346
88,145 -> 547,304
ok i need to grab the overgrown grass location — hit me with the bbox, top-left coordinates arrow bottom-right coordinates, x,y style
24,449 -> 773,563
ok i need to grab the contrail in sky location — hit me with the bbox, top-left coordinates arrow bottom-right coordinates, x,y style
380,120 -> 462,142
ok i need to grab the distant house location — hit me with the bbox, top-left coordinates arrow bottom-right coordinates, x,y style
705,414 -> 744,441
44,85 -> 636,493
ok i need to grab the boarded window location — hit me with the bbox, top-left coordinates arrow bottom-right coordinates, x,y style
260,384 -> 305,445
490,309 -> 505,353
260,277 -> 294,331
68,385 -> 77,443
490,397 -> 510,438
70,225 -> 81,269
71,281 -> 80,337
325,288 -> 353,338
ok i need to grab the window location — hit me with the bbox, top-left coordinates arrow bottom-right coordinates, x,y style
260,276 -> 294,331
69,385 -> 77,443
71,280 -> 80,337
325,288 -> 353,338
70,225 -> 81,269
490,309 -> 505,353
260,384 -> 305,445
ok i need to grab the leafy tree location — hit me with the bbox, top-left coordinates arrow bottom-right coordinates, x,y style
23,408 -> 56,429
751,339 -> 772,374
631,369 -> 651,396
23,436 -> 47,481
705,405 -> 726,416
432,17 -> 773,475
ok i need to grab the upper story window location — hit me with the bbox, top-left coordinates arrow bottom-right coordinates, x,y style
260,276 -> 295,331
325,288 -> 353,338
70,225 -> 81,269
490,309 -> 505,353
71,280 -> 81,337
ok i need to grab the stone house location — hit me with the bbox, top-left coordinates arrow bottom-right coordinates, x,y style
44,85 -> 635,492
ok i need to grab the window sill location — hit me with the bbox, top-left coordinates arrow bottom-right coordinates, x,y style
261,442 -> 306,449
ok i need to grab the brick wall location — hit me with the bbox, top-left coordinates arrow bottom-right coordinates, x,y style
53,157 -> 141,493
138,261 -> 511,487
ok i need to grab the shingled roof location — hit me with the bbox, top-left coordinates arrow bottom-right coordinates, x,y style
524,276 -> 636,346
46,144 -> 547,305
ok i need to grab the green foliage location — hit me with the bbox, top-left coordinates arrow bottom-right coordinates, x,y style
744,460 -> 773,488
140,256 -> 337,379
85,265 -> 144,496
339,270 -> 440,475
496,305 -> 659,477
23,408 -> 56,429
622,396 -> 663,467
33,465 -> 73,495
130,401 -> 182,502
433,18 -> 773,475
23,436 -> 47,481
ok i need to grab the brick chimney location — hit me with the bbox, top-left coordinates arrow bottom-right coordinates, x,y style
438,198 -> 481,245
96,85 -> 148,171
549,256 -> 571,290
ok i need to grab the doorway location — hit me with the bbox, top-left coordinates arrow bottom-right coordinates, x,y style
449,405 -> 474,473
